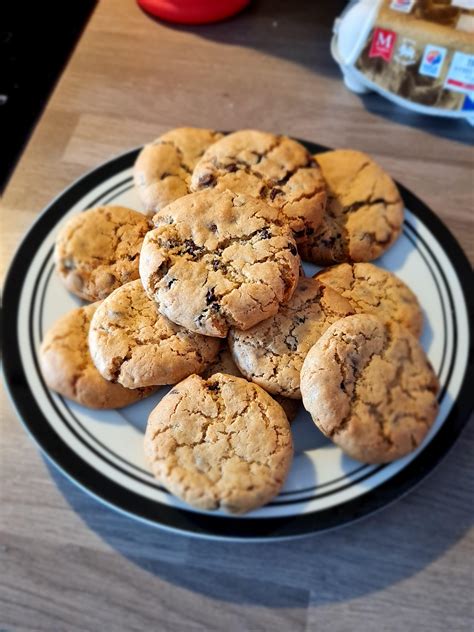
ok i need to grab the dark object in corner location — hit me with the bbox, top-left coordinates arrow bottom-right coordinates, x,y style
0,1 -> 97,192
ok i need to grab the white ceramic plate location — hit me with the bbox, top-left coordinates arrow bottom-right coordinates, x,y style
3,142 -> 473,541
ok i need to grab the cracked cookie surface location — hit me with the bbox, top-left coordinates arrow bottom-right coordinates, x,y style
200,343 -> 301,422
300,314 -> 439,464
141,189 -> 300,337
144,373 -> 293,513
190,130 -> 327,245
300,150 -> 404,264
54,206 -> 151,301
316,263 -> 423,337
134,127 -> 223,213
89,280 -> 220,388
229,277 -> 354,399
40,303 -> 154,408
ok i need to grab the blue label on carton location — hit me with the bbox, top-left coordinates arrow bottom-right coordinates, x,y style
419,45 -> 447,78
462,94 -> 474,110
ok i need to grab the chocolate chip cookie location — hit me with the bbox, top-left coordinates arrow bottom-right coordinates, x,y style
300,314 -> 439,463
301,150 -> 404,264
89,280 -> 221,388
229,277 -> 354,399
200,342 -> 301,422
316,262 -> 423,336
54,206 -> 151,301
144,373 -> 293,513
190,130 -> 327,245
134,127 -> 223,213
40,303 -> 154,408
141,189 -> 300,337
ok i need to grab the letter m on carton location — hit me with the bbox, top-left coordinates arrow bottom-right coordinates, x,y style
369,28 -> 396,61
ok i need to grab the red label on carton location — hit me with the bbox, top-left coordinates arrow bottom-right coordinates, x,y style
369,28 -> 397,61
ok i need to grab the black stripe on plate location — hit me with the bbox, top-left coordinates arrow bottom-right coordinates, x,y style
403,223 -> 448,384
404,219 -> 457,403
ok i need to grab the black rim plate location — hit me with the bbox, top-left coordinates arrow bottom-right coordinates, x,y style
3,141 -> 473,541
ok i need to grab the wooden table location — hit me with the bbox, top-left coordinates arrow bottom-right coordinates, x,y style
1,1 -> 473,629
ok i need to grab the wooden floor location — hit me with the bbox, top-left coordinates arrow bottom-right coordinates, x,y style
1,0 -> 473,629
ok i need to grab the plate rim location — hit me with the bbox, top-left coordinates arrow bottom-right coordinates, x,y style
3,141 -> 474,541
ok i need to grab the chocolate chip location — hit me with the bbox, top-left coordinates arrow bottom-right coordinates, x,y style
259,184 -> 269,199
288,243 -> 297,256
259,228 -> 272,240
225,163 -> 238,173
207,382 -> 220,391
295,316 -> 306,324
212,259 -> 220,271
183,239 -> 204,258
206,287 -> 216,305
209,223 -> 217,233
167,277 -> 176,289
340,381 -> 347,393
199,173 -> 216,187
270,188 -> 283,201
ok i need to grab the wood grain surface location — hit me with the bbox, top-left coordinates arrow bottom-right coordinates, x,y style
1,1 -> 473,630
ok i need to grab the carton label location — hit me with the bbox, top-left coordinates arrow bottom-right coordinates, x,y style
419,45 -> 447,78
390,0 -> 415,12
462,94 -> 474,110
369,28 -> 397,61
394,38 -> 418,65
445,51 -> 474,94
452,0 -> 474,9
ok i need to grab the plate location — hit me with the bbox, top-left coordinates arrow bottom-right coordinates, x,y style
3,141 -> 473,541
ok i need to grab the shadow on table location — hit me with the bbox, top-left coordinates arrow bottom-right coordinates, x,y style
357,93 -> 474,147
48,415 -> 473,609
141,0 -> 345,79
143,0 -> 474,146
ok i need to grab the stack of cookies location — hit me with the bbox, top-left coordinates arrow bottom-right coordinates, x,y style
41,128 -> 439,515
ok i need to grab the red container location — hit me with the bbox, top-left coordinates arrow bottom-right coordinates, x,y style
137,0 -> 251,25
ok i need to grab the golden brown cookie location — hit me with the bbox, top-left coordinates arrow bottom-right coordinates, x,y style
54,206 -> 151,301
144,373 -> 293,513
134,127 -> 223,213
300,314 -> 439,464
229,277 -> 354,399
40,303 -> 154,408
89,280 -> 220,388
315,263 -> 423,337
301,150 -> 404,264
190,130 -> 327,245
141,189 -> 300,337
200,343 -> 301,422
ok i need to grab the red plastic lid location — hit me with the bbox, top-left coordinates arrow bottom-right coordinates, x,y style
138,0 -> 251,25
